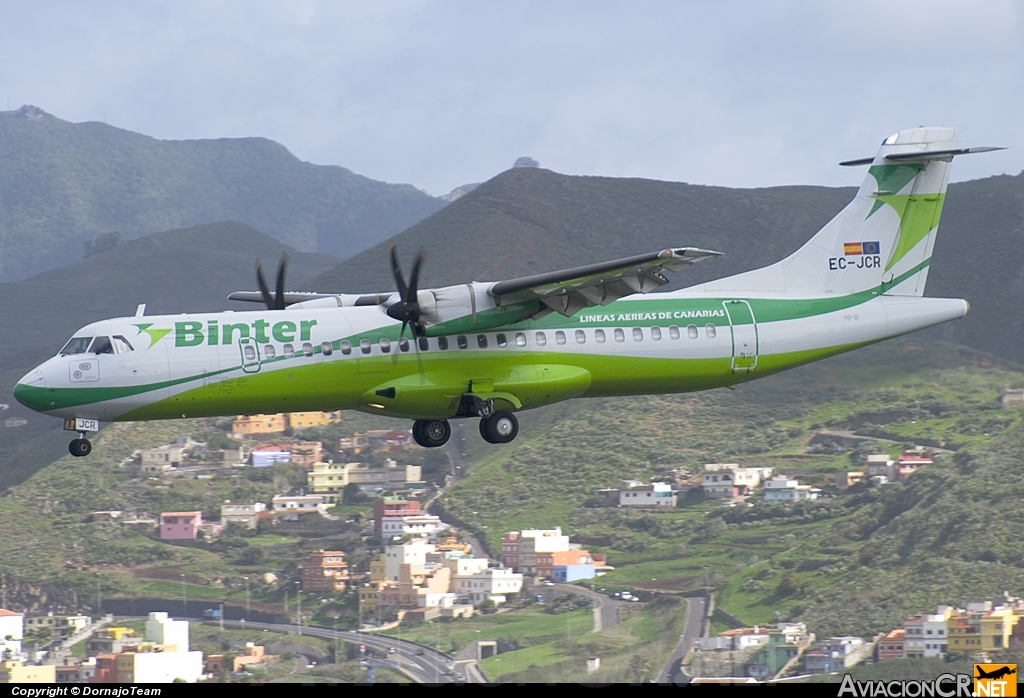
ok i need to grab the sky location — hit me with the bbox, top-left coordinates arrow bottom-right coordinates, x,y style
1,1 -> 1022,196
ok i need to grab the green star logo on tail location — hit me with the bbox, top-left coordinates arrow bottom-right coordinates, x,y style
133,323 -> 171,349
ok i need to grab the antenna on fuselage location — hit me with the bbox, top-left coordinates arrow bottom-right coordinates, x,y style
134,304 -> 147,317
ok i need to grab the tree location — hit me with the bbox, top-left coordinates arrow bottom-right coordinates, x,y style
342,483 -> 366,504
776,570 -> 799,597
629,654 -> 652,682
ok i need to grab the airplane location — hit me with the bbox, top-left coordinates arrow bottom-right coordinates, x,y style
14,127 -> 1002,457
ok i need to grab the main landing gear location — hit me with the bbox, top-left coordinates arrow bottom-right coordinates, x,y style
412,419 -> 452,448
411,411 -> 521,448
69,437 -> 92,457
479,411 -> 518,444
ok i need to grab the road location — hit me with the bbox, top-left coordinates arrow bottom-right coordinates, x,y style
654,595 -> 706,685
817,429 -> 954,453
542,582 -> 629,631
215,619 -> 467,684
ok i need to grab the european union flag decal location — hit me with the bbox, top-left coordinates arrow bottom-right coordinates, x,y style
862,241 -> 880,255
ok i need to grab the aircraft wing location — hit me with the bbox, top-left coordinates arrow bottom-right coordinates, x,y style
488,247 -> 722,317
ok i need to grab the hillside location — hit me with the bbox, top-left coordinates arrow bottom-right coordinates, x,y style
0,105 -> 445,281
304,167 -> 1024,367
438,338 -> 1024,637
0,221 -> 340,489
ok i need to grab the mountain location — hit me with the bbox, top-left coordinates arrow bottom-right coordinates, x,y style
0,105 -> 445,281
304,166 -> 1024,366
0,221 -> 340,489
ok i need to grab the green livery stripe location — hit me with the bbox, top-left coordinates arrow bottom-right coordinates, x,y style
112,339 -> 874,422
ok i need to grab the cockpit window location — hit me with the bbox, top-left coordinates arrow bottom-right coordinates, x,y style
60,337 -> 93,355
89,336 -> 115,354
112,335 -> 134,353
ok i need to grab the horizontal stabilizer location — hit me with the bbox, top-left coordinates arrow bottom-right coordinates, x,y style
841,145 -> 1004,166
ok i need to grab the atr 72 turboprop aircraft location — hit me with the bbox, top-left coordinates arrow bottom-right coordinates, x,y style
14,128 -> 1002,457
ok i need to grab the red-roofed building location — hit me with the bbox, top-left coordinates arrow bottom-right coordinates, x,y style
372,497 -> 420,535
897,450 -> 934,479
300,551 -> 350,592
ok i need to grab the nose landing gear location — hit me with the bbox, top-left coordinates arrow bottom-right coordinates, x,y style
69,437 -> 92,457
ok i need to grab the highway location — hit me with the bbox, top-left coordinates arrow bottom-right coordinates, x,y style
215,619 -> 468,684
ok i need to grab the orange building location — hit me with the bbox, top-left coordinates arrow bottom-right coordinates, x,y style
536,550 -> 593,579
878,629 -> 905,660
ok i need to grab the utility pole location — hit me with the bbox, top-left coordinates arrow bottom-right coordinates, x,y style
180,574 -> 187,617
219,603 -> 224,632
244,576 -> 250,618
96,574 -> 102,615
295,581 -> 302,635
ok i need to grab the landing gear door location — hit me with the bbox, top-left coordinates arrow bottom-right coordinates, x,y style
239,337 -> 261,373
723,300 -> 758,373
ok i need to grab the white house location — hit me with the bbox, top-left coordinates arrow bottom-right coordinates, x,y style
384,539 -> 436,581
763,477 -> 820,501
145,612 -> 189,652
518,529 -> 570,575
452,568 -> 524,605
904,606 -> 952,658
619,481 -> 677,508
0,609 -> 24,660
271,494 -> 326,514
220,501 -> 267,529
381,514 -> 448,539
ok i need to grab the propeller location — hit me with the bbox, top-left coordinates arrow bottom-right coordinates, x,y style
385,241 -> 427,337
255,254 -> 289,310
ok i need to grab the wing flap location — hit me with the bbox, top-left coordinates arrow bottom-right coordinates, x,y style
489,247 -> 721,316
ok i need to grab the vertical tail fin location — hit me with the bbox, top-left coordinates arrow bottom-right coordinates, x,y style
699,127 -> 962,297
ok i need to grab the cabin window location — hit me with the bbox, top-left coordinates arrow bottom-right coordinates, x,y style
515,333 -> 527,347
438,336 -> 449,350
651,327 -> 662,341
576,330 -> 586,344
555,331 -> 566,345
60,337 -> 93,355
669,325 -> 680,340
243,345 -> 257,361
358,339 -> 371,354
632,328 -> 643,342
112,335 -> 135,353
457,335 -> 468,349
614,328 -> 625,342
595,329 -> 606,343
687,324 -> 699,339
477,334 -> 488,349
705,324 -> 717,338
339,341 -> 350,355
379,338 -> 391,353
283,343 -> 295,358
535,331 -> 547,346
497,333 -> 508,348
90,336 -> 114,354
324,341 -> 336,356
305,342 -> 316,357
418,337 -> 429,351
263,345 -> 277,359
399,337 -> 410,352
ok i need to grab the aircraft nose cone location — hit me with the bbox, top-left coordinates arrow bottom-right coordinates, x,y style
13,369 -> 47,411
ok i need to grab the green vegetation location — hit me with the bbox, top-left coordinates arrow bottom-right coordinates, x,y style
480,595 -> 687,683
442,339 -> 1024,636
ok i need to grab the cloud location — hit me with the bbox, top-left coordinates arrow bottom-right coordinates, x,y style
0,1 -> 1021,194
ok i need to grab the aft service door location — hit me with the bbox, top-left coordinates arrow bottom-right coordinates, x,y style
723,300 -> 758,372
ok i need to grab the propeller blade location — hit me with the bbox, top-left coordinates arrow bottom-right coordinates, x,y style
274,254 -> 289,310
389,240 -> 408,299
407,249 -> 426,301
255,258 -> 275,310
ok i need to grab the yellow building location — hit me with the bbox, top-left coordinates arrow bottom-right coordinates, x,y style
370,553 -> 386,582
308,461 -> 351,497
947,608 -> 1019,654
359,584 -> 382,617
0,660 -> 56,683
232,414 -> 287,434
288,411 -> 340,428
